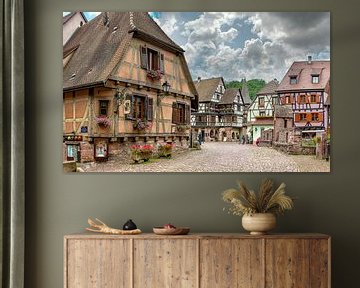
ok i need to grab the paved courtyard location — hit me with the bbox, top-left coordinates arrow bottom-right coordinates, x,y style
79,142 -> 330,173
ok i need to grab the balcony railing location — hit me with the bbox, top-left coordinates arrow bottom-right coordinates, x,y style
193,121 -> 243,128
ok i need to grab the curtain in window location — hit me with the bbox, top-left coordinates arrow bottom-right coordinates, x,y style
1,0 -> 25,287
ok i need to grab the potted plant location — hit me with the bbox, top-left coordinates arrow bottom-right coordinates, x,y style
158,143 -> 174,158
222,179 -> 294,235
95,115 -> 112,127
130,144 -> 154,163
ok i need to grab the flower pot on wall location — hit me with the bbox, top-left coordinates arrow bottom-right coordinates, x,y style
242,213 -> 276,235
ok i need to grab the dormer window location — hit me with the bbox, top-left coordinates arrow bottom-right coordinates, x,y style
290,76 -> 297,85
312,75 -> 319,84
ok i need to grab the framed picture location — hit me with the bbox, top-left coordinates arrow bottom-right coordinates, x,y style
63,11 -> 330,173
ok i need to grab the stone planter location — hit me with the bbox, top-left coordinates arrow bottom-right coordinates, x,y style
242,213 -> 276,235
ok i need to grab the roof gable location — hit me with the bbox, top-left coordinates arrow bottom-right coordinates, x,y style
194,77 -> 225,102
63,12 -> 193,92
257,79 -> 279,95
220,88 -> 240,104
277,60 -> 330,92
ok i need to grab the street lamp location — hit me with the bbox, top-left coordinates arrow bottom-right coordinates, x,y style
162,81 -> 171,93
158,81 -> 171,106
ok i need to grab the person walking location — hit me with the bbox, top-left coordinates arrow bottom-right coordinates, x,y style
241,135 -> 245,144
198,133 -> 202,145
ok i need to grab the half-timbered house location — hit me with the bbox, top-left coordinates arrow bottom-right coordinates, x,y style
218,88 -> 247,141
192,77 -> 226,141
246,79 -> 279,144
277,57 -> 330,137
63,12 -> 197,162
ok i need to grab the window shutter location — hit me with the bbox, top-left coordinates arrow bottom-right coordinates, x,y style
185,104 -> 190,124
297,95 -> 301,103
294,113 -> 301,122
318,112 -> 324,122
317,94 -> 321,103
125,94 -> 134,120
172,102 -> 178,124
306,113 -> 312,122
160,53 -> 165,73
140,46 -> 148,69
147,98 -> 153,121
291,95 -> 295,103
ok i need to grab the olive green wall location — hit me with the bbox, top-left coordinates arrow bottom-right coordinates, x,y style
25,0 -> 360,287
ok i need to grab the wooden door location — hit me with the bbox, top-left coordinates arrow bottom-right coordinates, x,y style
65,239 -> 131,288
265,238 -> 329,288
133,239 -> 198,288
200,239 -> 264,288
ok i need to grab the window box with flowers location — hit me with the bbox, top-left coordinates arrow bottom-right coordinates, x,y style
146,69 -> 163,80
130,144 -> 154,163
133,119 -> 152,132
157,143 -> 175,158
95,115 -> 112,127
176,124 -> 190,133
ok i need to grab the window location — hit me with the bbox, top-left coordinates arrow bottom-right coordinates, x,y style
285,96 -> 291,104
312,75 -> 319,84
312,113 -> 319,121
99,100 -> 109,115
311,94 -> 317,102
299,95 -> 306,104
284,119 -> 287,128
134,96 -> 146,119
140,46 -> 164,73
125,94 -> 153,121
290,76 -> 297,84
258,97 -> 265,107
66,145 -> 78,161
300,113 -> 307,121
259,111 -> 266,117
172,102 -> 190,124
272,96 -> 278,105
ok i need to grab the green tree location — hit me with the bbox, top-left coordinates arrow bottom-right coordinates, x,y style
226,79 -> 266,101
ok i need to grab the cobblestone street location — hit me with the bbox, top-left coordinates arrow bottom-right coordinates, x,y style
79,142 -> 330,173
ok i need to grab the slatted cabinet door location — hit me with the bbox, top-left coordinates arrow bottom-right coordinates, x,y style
65,239 -> 131,288
265,238 -> 330,288
133,239 -> 198,288
266,239 -> 310,287
200,239 -> 264,288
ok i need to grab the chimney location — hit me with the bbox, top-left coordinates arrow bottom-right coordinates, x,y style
307,55 -> 312,64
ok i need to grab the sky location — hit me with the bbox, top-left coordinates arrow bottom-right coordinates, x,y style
63,12 -> 330,82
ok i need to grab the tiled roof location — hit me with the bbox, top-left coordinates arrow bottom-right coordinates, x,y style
241,79 -> 251,105
220,88 -> 239,104
257,79 -> 279,95
274,105 -> 293,118
277,60 -> 330,92
194,77 -> 223,102
63,12 -> 188,90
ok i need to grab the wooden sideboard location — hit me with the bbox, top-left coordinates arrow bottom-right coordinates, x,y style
64,233 -> 330,288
